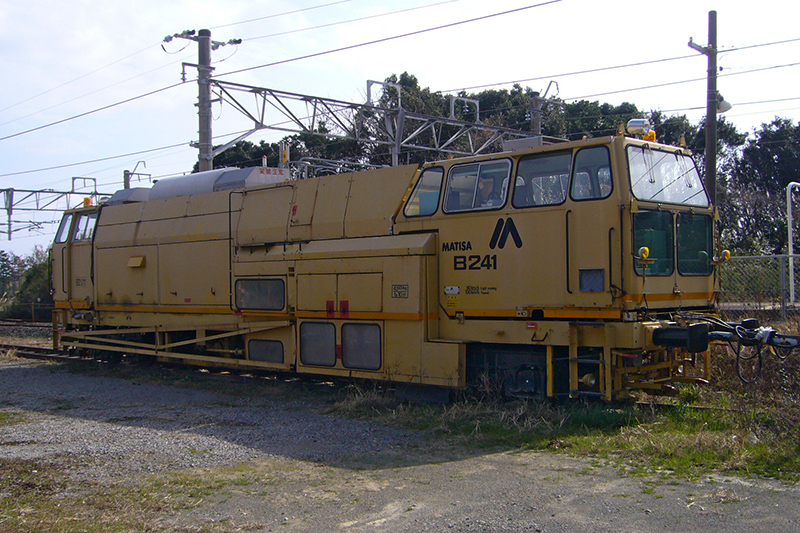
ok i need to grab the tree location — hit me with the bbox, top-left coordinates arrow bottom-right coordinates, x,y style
722,118 -> 800,254
193,140 -> 282,172
0,250 -> 17,297
1,246 -> 52,321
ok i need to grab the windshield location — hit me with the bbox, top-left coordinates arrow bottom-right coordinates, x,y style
627,145 -> 708,207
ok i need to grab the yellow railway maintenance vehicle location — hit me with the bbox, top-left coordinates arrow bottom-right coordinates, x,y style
52,127 -> 739,401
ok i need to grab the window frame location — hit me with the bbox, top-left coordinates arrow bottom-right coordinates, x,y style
633,209 -> 675,277
341,322 -> 382,370
54,213 -> 74,244
569,146 -> 613,202
443,159 -> 512,213
403,166 -> 444,218
234,278 -> 286,311
627,145 -> 709,207
299,321 -> 337,367
511,149 -> 572,209
676,212 -> 714,276
72,211 -> 98,243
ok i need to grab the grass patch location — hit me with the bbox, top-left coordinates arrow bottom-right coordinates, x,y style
0,411 -> 26,427
328,377 -> 800,481
0,457 -> 264,533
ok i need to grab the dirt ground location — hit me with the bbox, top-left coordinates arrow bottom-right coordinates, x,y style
1,356 -> 798,532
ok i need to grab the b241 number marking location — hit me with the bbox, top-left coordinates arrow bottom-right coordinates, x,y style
454,254 -> 497,270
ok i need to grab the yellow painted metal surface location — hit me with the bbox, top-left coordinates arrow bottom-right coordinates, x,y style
51,135 -> 718,399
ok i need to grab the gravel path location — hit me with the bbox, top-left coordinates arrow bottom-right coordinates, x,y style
0,356 -> 417,481
1,355 -> 799,532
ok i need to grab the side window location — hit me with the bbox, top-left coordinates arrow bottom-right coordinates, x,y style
235,279 -> 286,310
72,212 -> 98,243
512,150 -> 571,208
299,322 -> 336,367
570,146 -> 613,201
55,213 -> 74,244
403,167 -> 443,217
342,323 -> 381,370
443,160 -> 511,213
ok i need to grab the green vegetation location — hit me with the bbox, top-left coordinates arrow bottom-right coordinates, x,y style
0,457 -> 256,533
328,345 -> 800,482
0,411 -> 25,427
0,246 -> 53,322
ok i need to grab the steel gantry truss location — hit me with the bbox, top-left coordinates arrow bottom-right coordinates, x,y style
210,79 -> 553,167
1,178 -> 114,240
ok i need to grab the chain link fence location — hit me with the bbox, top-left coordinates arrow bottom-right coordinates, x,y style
719,255 -> 800,323
0,301 -> 55,323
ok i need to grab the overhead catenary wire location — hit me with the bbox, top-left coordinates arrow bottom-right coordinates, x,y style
213,1 -> 564,78
209,0 -> 357,30
0,55 -> 195,129
2,4 -> 799,177
443,36 -> 800,94
244,0 -> 463,41
563,60 -> 800,102
0,1 -> 563,146
0,43 -> 163,115
0,1 -> 360,121
0,81 -> 189,143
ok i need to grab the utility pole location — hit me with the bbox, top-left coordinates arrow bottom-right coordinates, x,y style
530,92 -> 543,136
163,30 -> 240,172
197,29 -> 213,172
689,11 -> 719,205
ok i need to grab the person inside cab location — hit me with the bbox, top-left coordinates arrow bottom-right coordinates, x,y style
476,175 -> 501,207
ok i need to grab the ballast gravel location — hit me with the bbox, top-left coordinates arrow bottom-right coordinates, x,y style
0,357 -> 414,482
2,355 -> 800,533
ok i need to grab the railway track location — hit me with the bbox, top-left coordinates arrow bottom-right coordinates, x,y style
0,343 -> 81,363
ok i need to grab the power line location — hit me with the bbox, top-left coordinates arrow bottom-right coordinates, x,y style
0,127 -> 258,183
0,142 -> 189,178
0,43 -> 162,115
441,54 -> 700,94
440,36 -> 800,95
245,0 -> 463,41
0,81 -> 187,143
724,36 -> 800,54
0,55 -> 193,128
563,61 -> 800,102
1,1 -> 359,119
209,0 -> 357,30
214,1 -> 564,78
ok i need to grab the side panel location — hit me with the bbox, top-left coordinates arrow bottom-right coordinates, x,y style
344,165 -> 418,238
297,274 -> 337,311
235,186 -> 293,246
338,273 -> 382,312
158,240 -> 230,307
311,174 -> 351,240
69,242 -> 94,305
95,245 -> 159,305
288,178 -> 318,242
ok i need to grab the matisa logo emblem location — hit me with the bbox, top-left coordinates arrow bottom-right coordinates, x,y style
489,218 -> 522,250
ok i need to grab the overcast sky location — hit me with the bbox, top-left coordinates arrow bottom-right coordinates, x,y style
2,0 -> 799,255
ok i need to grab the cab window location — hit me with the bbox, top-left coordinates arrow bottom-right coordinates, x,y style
570,146 -> 613,201
633,210 -> 674,276
443,160 -> 511,212
55,213 -> 74,244
512,150 -> 571,208
72,212 -> 98,243
404,167 -> 443,217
